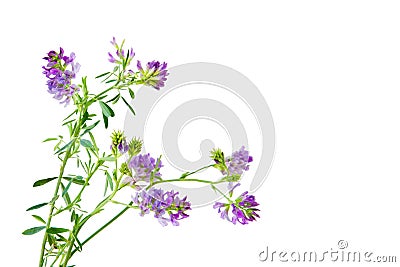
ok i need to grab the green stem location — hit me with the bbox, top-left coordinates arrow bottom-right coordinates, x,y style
38,152 -> 70,267
38,114 -> 82,267
89,82 -> 119,104
110,200 -> 139,209
70,202 -> 134,257
61,165 -> 221,264
54,161 -> 102,216
61,171 -> 122,267
211,184 -> 232,203
179,164 -> 214,178
49,243 -> 68,267
146,178 -> 221,190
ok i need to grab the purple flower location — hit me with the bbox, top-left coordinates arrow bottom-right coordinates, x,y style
132,188 -> 191,226
107,37 -> 135,65
213,184 -> 260,225
128,153 -> 162,183
110,36 -> 117,47
110,130 -> 129,154
42,47 -> 80,106
118,140 -> 129,154
223,146 -> 253,176
108,52 -> 116,63
136,60 -> 169,90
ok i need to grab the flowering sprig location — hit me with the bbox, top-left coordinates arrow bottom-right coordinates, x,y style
136,60 -> 169,90
211,146 -> 253,182
25,38 -> 261,267
123,153 -> 163,186
213,183 -> 260,225
42,48 -> 80,105
108,37 -> 135,65
133,188 -> 191,226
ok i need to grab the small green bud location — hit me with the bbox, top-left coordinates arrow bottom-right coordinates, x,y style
210,148 -> 225,164
128,137 -> 143,157
119,162 -> 131,176
210,148 -> 228,173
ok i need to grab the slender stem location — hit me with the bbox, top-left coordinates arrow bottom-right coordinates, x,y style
211,184 -> 232,203
49,243 -> 68,267
110,200 -> 139,209
89,82 -> 120,104
147,178 -> 221,190
75,161 -> 102,201
69,177 -> 223,257
38,153 -> 70,267
54,161 -> 102,216
62,164 -> 220,265
180,164 -> 214,178
38,114 -> 82,267
70,202 -> 133,257
62,172 -> 123,267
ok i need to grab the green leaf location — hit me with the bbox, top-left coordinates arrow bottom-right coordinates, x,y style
62,178 -> 74,197
97,94 -> 108,101
55,139 -> 74,155
82,120 -> 100,136
47,234 -> 56,246
32,215 -> 46,224
22,226 -> 46,235
102,113 -> 109,129
26,202 -> 48,211
71,231 -> 83,252
99,101 -> 115,117
128,88 -> 135,99
33,177 -> 57,187
61,183 -> 71,205
80,139 -> 93,148
62,119 -> 75,126
42,137 -> 58,143
105,79 -> 117,84
82,76 -> 88,97
82,111 -> 90,124
121,96 -> 135,115
56,233 -> 68,242
106,171 -> 113,191
33,176 -> 84,187
103,177 -> 109,196
47,227 -> 69,234
88,132 -> 98,151
63,110 -> 78,122
124,49 -> 130,67
96,72 -> 110,79
63,177 -> 85,186
107,93 -> 120,104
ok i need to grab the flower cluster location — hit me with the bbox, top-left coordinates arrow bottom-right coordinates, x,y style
224,146 -> 253,175
213,183 -> 260,225
133,188 -> 191,226
137,60 -> 169,90
107,37 -> 169,90
108,37 -> 135,65
42,48 -> 80,105
110,130 -> 129,154
212,146 -> 253,180
128,153 -> 162,183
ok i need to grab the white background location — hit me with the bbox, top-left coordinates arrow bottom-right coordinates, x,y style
1,0 -> 400,266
